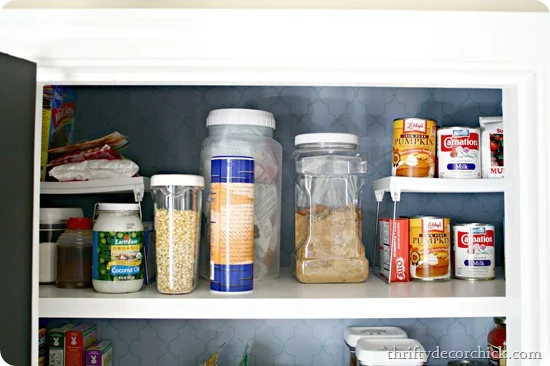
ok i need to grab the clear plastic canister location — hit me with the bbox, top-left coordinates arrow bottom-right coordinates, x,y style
40,208 -> 83,283
199,109 -> 282,282
344,327 -> 408,366
150,174 -> 204,294
292,133 -> 369,283
56,217 -> 93,289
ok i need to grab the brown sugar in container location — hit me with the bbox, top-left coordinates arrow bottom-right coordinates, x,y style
392,118 -> 437,177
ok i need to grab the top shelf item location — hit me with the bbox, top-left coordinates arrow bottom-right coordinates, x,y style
373,177 -> 504,202
40,177 -> 150,202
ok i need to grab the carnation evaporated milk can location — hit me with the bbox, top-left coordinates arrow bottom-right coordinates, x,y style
437,127 -> 480,178
453,223 -> 495,280
392,118 -> 437,178
210,155 -> 255,293
409,216 -> 451,281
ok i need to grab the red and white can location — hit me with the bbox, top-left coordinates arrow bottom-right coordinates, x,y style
453,223 -> 495,280
437,127 -> 480,178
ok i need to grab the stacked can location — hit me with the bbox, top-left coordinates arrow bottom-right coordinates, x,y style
210,156 -> 255,293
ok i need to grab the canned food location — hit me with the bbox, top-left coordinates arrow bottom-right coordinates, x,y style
409,216 -> 451,281
437,127 -> 480,178
392,118 -> 437,177
453,223 -> 495,280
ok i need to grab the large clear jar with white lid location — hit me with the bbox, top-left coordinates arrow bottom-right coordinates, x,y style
292,133 -> 369,283
92,203 -> 144,293
199,108 -> 282,281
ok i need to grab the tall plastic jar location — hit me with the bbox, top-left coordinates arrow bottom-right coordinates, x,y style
199,109 -> 282,281
56,217 -> 93,288
292,133 -> 369,283
150,174 -> 204,294
39,207 -> 83,283
92,203 -> 144,293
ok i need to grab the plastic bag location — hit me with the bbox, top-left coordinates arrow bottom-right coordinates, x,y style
237,344 -> 249,366
49,159 -> 139,181
48,144 -> 121,167
200,343 -> 226,366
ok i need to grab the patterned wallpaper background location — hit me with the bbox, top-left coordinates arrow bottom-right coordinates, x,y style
41,86 -> 503,365
44,317 -> 495,366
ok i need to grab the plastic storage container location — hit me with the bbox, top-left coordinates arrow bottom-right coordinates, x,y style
150,174 -> 204,294
356,338 -> 427,366
40,208 -> 83,283
92,203 -> 144,294
344,327 -> 408,366
56,217 -> 93,288
292,133 -> 369,283
199,108 -> 282,281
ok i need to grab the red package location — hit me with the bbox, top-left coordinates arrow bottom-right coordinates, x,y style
47,144 -> 121,167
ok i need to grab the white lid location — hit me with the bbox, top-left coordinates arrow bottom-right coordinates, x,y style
150,174 -> 205,188
345,327 -> 408,348
295,133 -> 359,146
206,109 -> 276,129
97,203 -> 140,212
40,208 -> 83,223
356,338 -> 427,366
479,116 -> 503,124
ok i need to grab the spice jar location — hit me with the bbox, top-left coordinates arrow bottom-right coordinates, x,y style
292,133 -> 369,283
344,327 -> 408,366
56,217 -> 93,288
199,109 -> 282,282
488,317 -> 506,365
92,203 -> 144,294
151,174 -> 204,294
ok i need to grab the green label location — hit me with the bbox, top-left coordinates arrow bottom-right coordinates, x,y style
93,231 -> 144,281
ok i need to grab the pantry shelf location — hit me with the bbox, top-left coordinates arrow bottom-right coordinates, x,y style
39,269 -> 506,319
40,177 -> 150,201
373,177 -> 505,202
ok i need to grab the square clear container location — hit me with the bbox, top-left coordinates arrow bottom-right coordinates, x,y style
344,327 -> 408,366
150,174 -> 204,294
356,338 -> 427,366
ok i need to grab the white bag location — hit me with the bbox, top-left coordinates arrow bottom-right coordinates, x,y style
49,159 -> 140,181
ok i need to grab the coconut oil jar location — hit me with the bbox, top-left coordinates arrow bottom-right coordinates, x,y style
92,203 -> 144,294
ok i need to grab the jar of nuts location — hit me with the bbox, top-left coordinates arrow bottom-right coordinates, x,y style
150,174 -> 204,294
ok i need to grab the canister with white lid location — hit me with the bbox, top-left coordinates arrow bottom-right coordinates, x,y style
344,327 -> 408,366
150,174 -> 204,295
39,208 -> 83,283
356,338 -> 427,366
92,203 -> 144,293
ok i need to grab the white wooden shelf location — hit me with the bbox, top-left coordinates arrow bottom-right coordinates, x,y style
40,177 -> 150,201
373,177 -> 505,202
39,269 -> 506,319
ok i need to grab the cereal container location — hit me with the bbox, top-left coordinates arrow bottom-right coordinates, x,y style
150,175 -> 204,294
344,327 -> 407,366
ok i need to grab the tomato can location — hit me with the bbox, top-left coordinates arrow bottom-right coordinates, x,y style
409,216 -> 451,281
392,118 -> 437,177
488,317 -> 506,365
453,223 -> 495,280
437,127 -> 480,178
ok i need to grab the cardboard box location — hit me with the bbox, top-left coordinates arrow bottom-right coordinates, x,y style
379,218 -> 410,282
48,323 -> 77,366
85,341 -> 113,366
41,86 -> 77,181
143,221 -> 156,285
64,323 -> 97,366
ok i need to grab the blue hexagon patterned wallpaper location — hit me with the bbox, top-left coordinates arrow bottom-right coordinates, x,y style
42,86 -> 503,366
